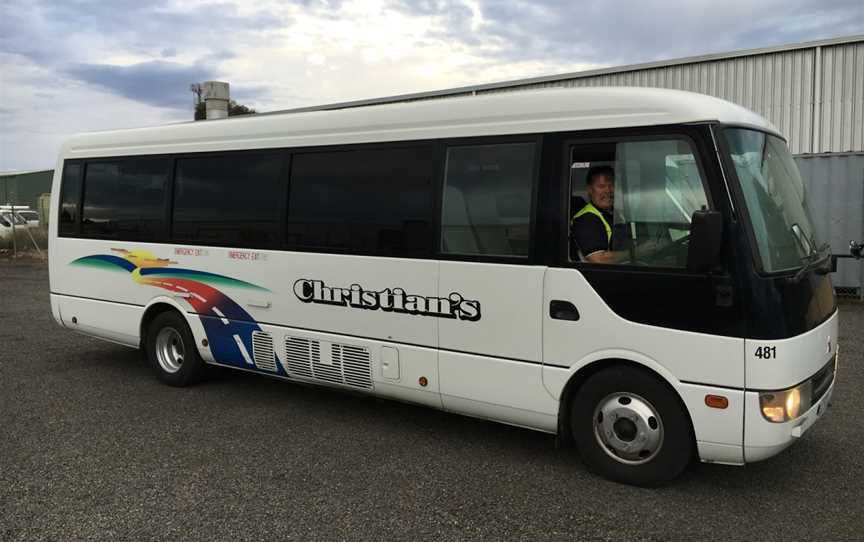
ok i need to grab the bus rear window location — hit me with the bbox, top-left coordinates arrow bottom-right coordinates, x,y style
58,163 -> 81,235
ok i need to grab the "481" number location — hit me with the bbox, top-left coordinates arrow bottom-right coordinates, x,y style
754,346 -> 777,359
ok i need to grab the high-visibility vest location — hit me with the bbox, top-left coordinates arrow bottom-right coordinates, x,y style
572,202 -> 612,244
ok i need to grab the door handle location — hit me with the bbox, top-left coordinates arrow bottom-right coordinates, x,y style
550,300 -> 580,321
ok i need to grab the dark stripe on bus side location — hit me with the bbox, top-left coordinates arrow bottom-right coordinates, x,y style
50,292 -> 571,369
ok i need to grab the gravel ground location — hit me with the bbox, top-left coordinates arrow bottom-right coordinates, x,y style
1,259 -> 862,541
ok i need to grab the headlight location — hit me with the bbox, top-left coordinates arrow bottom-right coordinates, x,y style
759,381 -> 813,423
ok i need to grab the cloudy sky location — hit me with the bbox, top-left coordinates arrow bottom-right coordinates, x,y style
1,0 -> 861,171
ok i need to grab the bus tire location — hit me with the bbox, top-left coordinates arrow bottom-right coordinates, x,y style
570,365 -> 693,486
145,311 -> 206,387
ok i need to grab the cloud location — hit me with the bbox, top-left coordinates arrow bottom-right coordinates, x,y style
1,0 -> 284,77
0,0 -> 283,140
230,84 -> 271,106
2,0 -> 861,172
64,61 -> 217,110
0,61 -> 186,172
392,0 -> 864,66
7,0 -> 859,113
28,0 -> 284,58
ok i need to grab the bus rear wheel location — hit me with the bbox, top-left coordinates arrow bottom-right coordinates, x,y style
145,311 -> 205,387
570,366 -> 693,486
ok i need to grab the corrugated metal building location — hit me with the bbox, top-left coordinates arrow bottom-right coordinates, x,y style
291,35 -> 863,156
278,35 -> 863,294
0,169 -> 53,212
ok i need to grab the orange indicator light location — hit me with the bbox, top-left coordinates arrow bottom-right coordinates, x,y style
705,395 -> 729,409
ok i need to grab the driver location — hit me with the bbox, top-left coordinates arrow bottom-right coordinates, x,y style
571,166 -> 632,263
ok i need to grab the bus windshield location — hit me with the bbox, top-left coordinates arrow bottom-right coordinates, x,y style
723,128 -> 821,273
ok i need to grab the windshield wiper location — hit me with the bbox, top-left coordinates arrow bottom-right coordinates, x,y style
788,242 -> 831,283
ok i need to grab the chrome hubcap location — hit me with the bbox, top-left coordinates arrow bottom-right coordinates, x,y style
593,392 -> 664,465
155,327 -> 185,374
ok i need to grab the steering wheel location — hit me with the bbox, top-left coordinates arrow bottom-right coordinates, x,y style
646,234 -> 691,266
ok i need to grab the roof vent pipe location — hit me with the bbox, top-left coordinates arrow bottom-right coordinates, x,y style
201,81 -> 230,120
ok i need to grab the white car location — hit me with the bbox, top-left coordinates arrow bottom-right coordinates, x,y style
16,210 -> 40,228
0,212 -> 27,239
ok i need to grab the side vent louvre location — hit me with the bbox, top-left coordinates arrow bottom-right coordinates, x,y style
332,344 -> 373,390
283,336 -> 372,390
251,331 -> 277,372
285,336 -> 318,379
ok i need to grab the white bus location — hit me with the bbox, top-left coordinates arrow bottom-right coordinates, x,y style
49,87 -> 839,485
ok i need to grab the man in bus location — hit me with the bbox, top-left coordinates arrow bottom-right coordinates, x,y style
571,165 -> 633,263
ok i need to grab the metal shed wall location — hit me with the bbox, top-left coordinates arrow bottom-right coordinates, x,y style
796,154 -> 864,292
277,37 -> 863,157
471,40 -> 862,156
818,42 -> 864,154
0,170 -> 54,210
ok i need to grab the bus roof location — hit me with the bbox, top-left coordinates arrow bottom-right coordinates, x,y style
60,87 -> 778,159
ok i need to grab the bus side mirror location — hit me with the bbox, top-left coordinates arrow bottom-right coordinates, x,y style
687,210 -> 723,273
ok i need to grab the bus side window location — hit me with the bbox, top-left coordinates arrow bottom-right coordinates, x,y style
440,142 -> 535,258
286,145 -> 434,257
81,159 -> 170,241
173,153 -> 283,247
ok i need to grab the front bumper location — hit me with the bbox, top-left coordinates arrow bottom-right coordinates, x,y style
743,357 -> 837,462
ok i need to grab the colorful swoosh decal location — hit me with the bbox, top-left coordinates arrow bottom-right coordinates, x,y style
71,249 -> 286,376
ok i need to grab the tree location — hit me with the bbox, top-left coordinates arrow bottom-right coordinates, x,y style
191,84 -> 257,120
194,100 -> 257,120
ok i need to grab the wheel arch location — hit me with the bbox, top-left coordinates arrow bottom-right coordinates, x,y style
139,297 -> 192,350
140,297 -> 209,386
556,357 -> 696,452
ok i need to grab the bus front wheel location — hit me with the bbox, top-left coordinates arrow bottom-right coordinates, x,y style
570,366 -> 694,486
145,311 -> 206,387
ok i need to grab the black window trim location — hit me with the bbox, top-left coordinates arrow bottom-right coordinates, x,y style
56,134 -> 541,266
165,157 -> 178,241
